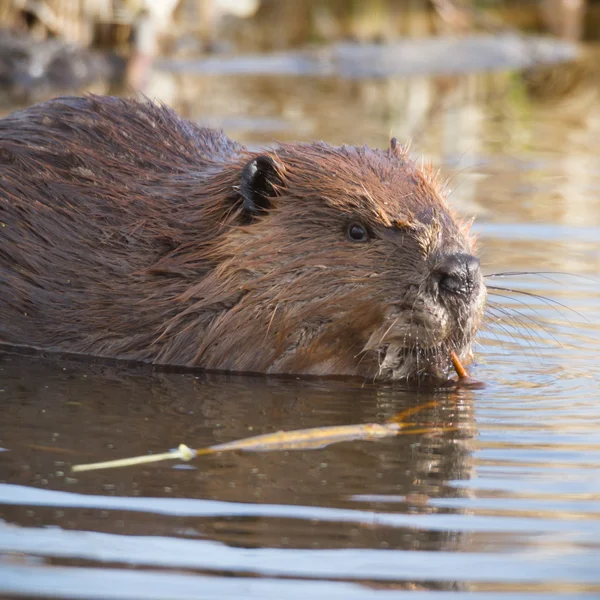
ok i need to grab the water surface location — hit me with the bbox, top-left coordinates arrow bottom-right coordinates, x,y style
1,47 -> 600,599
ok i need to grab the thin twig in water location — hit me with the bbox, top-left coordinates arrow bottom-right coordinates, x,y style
71,394 -> 463,473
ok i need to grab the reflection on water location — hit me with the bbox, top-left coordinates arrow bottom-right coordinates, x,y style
1,47 -> 600,599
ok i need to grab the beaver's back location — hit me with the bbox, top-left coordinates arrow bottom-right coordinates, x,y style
0,95 -> 245,359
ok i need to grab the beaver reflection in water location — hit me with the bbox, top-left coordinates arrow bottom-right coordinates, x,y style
0,95 -> 486,382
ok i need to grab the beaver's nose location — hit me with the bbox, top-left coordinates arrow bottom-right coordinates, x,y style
435,253 -> 481,296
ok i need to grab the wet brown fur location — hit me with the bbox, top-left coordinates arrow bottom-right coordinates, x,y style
0,95 -> 485,380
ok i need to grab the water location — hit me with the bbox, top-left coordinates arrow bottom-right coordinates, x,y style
1,47 -> 600,598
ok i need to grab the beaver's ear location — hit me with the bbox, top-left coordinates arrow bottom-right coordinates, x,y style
240,155 -> 283,218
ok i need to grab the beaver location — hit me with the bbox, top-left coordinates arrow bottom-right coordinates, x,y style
0,95 -> 486,382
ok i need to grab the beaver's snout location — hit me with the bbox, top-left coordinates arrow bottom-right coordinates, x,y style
434,253 -> 481,298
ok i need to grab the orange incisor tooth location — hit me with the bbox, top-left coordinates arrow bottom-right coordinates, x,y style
450,350 -> 470,379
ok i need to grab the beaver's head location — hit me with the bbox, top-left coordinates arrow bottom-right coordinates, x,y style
168,138 -> 486,383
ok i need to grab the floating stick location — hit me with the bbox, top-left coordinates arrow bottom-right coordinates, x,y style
72,444 -> 196,473
71,401 -> 455,473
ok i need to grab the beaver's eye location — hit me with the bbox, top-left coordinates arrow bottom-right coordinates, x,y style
347,222 -> 369,243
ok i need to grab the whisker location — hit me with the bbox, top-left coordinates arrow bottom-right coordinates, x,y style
480,313 -> 527,353
486,301 -> 539,336
487,302 -> 562,349
486,290 -> 546,321
485,305 -> 544,359
476,321 -> 511,354
379,317 -> 400,348
443,158 -> 485,198
486,302 -> 558,353
485,271 -> 597,284
486,285 -> 590,324
410,288 -> 427,377
485,292 -> 567,348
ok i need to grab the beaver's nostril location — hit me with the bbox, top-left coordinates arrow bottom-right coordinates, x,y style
435,253 -> 480,296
